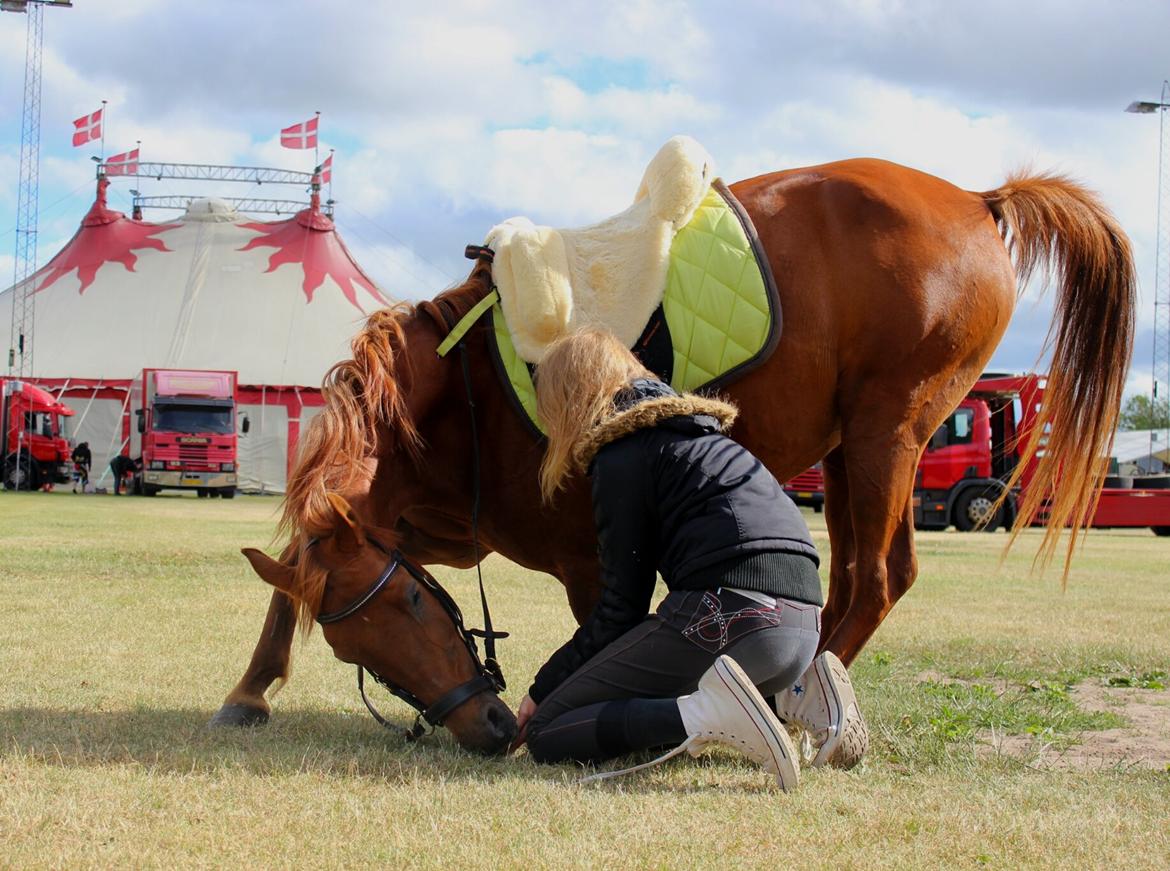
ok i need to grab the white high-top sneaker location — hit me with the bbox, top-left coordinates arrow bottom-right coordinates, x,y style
774,651 -> 868,769
676,655 -> 800,791
578,655 -> 801,790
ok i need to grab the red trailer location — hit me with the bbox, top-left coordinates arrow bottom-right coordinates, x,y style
1,378 -> 75,491
784,373 -> 1170,536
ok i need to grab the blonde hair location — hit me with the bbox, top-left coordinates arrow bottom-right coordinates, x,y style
535,327 -> 654,502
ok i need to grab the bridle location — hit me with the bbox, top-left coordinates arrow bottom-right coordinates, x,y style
314,245 -> 512,742
313,535 -> 507,741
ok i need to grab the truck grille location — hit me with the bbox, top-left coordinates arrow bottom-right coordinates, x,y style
179,447 -> 210,464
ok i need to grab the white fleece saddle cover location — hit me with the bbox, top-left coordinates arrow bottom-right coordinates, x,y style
486,135 -> 715,362
486,179 -> 783,437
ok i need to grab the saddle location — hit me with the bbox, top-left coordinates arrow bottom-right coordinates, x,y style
441,137 -> 782,437
486,136 -> 714,362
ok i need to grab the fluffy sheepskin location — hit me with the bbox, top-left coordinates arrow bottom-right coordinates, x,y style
486,135 -> 714,362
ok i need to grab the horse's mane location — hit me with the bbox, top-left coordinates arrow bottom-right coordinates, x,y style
276,263 -> 492,631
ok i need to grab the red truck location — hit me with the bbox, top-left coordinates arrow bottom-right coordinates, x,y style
784,373 -> 1170,536
1,378 -> 75,491
130,368 -> 246,498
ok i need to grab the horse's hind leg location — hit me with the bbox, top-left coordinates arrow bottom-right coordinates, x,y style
209,589 -> 296,727
818,434 -> 920,667
818,446 -> 855,650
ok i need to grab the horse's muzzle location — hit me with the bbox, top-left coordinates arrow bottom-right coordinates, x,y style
453,695 -> 517,756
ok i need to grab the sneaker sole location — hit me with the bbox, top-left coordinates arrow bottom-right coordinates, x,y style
810,651 -> 866,769
713,655 -> 800,791
828,706 -> 869,770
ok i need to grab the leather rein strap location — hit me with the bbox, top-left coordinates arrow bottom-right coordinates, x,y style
315,538 -> 505,741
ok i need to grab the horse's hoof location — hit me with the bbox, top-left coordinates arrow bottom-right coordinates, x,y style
208,702 -> 270,728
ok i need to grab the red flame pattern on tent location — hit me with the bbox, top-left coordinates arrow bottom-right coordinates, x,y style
34,179 -> 178,296
238,207 -> 390,313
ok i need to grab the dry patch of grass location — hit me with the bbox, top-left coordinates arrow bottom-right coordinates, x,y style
1,491 -> 1169,869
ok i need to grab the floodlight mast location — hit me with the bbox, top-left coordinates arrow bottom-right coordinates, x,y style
1126,81 -> 1170,468
4,0 -> 72,376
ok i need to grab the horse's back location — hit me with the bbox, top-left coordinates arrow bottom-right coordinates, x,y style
726,159 -> 1017,476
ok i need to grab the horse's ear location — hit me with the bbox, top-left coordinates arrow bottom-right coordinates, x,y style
327,492 -> 366,551
242,548 -> 296,593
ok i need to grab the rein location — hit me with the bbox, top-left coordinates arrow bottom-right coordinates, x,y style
314,536 -> 506,741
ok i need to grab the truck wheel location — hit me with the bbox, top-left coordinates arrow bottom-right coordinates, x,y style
4,455 -> 39,491
1153,526 -> 1170,537
954,487 -> 1002,532
197,488 -> 209,498
142,484 -> 160,497
219,487 -> 236,499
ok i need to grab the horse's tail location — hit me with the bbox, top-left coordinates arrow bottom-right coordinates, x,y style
980,171 -> 1136,576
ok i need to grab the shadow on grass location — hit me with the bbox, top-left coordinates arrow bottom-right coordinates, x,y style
0,706 -> 792,792
0,705 -> 545,783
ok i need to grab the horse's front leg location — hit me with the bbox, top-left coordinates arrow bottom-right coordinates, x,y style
209,589 -> 296,726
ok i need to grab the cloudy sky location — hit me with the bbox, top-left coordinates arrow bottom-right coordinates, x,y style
2,0 -> 1168,396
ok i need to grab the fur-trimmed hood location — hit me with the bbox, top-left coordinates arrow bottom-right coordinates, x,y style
574,379 -> 738,471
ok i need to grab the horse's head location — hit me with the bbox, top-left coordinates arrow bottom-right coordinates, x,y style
242,493 -> 517,755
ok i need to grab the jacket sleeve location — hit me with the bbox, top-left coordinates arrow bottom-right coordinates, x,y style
528,438 -> 659,704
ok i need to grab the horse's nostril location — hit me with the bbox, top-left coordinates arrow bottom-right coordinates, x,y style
486,703 -> 516,739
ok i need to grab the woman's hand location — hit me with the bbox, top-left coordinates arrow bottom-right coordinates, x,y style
511,694 -> 537,752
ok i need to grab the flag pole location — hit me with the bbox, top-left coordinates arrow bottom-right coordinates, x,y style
314,110 -> 321,167
100,99 -> 108,161
328,148 -> 335,203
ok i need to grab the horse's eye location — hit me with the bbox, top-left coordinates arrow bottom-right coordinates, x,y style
409,582 -> 423,609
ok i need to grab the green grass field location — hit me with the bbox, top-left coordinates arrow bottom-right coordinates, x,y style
2,491 -> 1168,869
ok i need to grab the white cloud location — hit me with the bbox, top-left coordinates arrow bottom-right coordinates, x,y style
3,0 -> 1168,400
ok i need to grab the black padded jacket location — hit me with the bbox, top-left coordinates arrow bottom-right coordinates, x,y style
528,379 -> 821,703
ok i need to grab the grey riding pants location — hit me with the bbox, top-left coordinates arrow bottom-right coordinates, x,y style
525,586 -> 821,763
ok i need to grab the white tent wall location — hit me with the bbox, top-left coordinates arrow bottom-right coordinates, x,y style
238,400 -> 289,493
68,397 -> 128,487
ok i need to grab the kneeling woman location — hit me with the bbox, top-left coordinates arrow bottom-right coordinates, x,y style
517,328 -> 858,789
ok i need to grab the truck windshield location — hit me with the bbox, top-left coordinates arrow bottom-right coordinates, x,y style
153,404 -> 233,434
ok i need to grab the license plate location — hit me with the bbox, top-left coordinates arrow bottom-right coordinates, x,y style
797,492 -> 813,498
182,477 -> 203,486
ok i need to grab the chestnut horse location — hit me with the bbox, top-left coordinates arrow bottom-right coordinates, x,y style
214,159 -> 1134,746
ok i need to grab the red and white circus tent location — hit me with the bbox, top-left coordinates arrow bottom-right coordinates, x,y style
0,176 -> 390,492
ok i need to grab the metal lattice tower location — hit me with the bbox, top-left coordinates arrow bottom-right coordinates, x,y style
1154,82 -> 1170,465
7,2 -> 45,376
5,1 -> 71,377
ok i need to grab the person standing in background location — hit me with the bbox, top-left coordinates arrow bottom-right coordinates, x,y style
71,442 -> 92,493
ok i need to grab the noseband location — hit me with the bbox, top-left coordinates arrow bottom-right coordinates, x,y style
314,536 -> 507,740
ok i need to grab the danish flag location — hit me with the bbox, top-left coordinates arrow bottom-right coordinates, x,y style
318,152 -> 333,184
105,148 -> 140,177
280,116 -> 318,150
71,107 -> 103,147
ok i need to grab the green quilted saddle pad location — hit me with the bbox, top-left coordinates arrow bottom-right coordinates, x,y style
488,180 -> 780,437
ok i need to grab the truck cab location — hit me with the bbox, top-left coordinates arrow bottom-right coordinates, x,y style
1,378 -> 75,491
132,369 -> 242,497
913,375 -> 1043,531
914,399 -> 994,530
